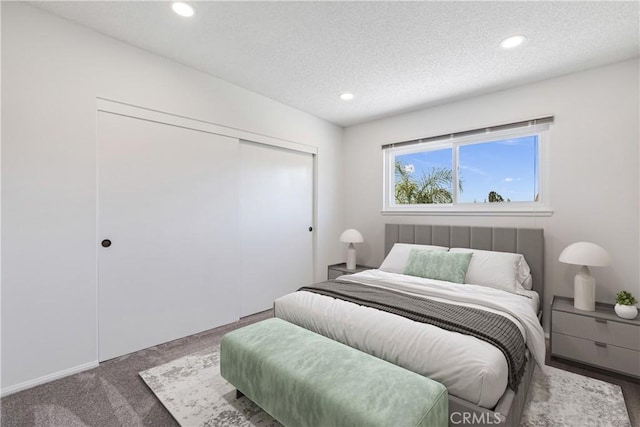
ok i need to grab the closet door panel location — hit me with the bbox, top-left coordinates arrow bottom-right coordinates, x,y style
98,112 -> 239,361
239,141 -> 314,316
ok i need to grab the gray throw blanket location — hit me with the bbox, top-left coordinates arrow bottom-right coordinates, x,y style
299,280 -> 527,391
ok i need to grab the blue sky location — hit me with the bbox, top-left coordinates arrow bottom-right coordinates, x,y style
396,136 -> 538,203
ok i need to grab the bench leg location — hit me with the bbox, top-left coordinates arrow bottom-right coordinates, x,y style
236,389 -> 244,399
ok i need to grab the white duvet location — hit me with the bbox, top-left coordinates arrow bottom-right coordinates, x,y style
274,269 -> 546,409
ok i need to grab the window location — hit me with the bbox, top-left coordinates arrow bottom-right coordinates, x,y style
383,122 -> 551,215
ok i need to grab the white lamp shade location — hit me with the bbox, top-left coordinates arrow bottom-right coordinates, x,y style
559,242 -> 611,267
340,229 -> 364,243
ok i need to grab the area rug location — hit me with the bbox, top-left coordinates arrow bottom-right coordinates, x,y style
140,347 -> 631,427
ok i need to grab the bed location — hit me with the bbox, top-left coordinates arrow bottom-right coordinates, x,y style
274,224 -> 545,427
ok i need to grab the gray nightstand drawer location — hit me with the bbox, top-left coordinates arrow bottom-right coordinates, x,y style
552,310 -> 640,351
552,332 -> 640,377
328,269 -> 343,280
327,263 -> 374,281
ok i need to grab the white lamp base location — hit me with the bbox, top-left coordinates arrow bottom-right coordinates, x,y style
346,243 -> 356,270
574,265 -> 595,311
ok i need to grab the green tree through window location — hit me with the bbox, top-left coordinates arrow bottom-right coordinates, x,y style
394,161 -> 462,204
488,191 -> 504,202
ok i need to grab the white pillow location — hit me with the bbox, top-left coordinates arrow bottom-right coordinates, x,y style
516,258 -> 531,287
380,243 -> 449,274
449,248 -> 530,294
520,274 -> 533,290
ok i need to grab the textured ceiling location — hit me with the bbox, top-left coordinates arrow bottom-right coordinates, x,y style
30,1 -> 639,127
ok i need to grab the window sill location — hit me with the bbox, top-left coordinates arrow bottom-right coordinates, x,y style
381,207 -> 554,217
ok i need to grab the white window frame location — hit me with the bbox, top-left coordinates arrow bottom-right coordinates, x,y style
382,125 -> 552,216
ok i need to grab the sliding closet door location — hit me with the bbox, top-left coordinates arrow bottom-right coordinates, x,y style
97,112 -> 240,361
239,141 -> 314,316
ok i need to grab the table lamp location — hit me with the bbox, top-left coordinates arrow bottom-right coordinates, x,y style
559,242 -> 611,311
340,229 -> 364,270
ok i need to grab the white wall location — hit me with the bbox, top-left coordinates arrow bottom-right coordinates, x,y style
343,59 -> 640,331
1,2 -> 344,392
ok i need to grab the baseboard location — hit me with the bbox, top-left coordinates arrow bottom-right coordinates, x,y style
1,360 -> 99,397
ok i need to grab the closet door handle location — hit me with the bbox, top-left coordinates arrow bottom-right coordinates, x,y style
308,226 -> 313,232
101,239 -> 112,248
594,341 -> 607,348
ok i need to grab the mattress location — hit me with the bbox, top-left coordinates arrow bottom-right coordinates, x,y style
274,269 -> 545,409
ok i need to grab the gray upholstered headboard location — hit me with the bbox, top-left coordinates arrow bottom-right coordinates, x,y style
385,224 -> 544,301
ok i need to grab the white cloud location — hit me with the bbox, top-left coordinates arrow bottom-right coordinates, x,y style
459,164 -> 487,176
404,164 -> 415,174
497,139 -> 521,146
504,177 -> 514,182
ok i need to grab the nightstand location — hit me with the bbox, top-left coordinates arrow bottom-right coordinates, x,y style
327,263 -> 374,281
551,295 -> 640,379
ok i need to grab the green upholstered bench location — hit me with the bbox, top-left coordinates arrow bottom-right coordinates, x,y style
220,318 -> 448,427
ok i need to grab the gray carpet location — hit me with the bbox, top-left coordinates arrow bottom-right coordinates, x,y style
140,346 -> 630,427
0,311 -> 273,427
1,310 -> 639,426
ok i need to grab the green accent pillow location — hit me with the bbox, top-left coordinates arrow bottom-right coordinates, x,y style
404,249 -> 472,284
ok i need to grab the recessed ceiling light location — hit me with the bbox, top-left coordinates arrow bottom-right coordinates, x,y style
340,92 -> 354,101
172,2 -> 194,17
500,35 -> 525,49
